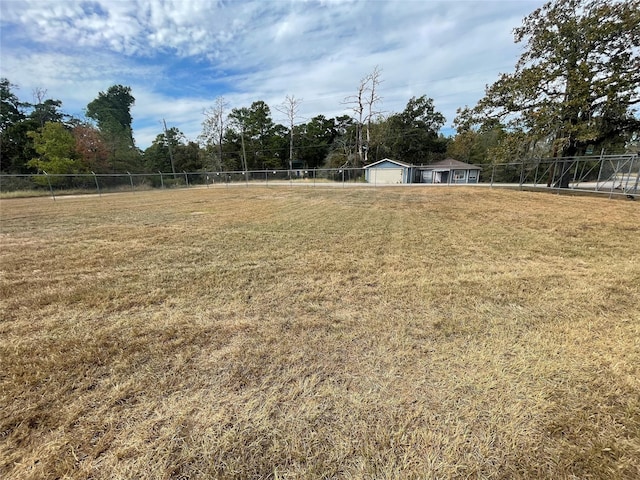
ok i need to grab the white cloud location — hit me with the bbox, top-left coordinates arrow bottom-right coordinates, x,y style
0,0 -> 541,149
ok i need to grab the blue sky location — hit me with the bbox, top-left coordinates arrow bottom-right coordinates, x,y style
0,0 -> 541,149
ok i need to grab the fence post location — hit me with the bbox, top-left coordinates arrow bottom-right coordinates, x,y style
183,171 -> 189,187
158,171 -> 164,188
608,158 -> 622,199
490,165 -> 495,188
42,170 -> 56,201
127,171 -> 134,192
623,156 -> 634,192
571,159 -> 580,188
92,171 -> 101,197
595,150 -> 606,191
631,156 -> 640,195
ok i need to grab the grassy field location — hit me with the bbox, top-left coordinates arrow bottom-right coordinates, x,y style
1,186 -> 638,479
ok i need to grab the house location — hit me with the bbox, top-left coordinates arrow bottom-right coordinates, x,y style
363,158 -> 481,184
363,158 -> 415,184
415,158 -> 481,184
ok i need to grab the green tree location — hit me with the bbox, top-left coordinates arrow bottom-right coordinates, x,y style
143,127 -> 185,173
27,122 -> 82,182
0,79 -> 32,172
86,85 -> 141,171
29,88 -> 65,128
0,78 -> 25,132
174,141 -> 204,172
448,117 -> 519,166
295,115 -> 338,169
386,95 -> 447,164
461,0 -> 640,186
326,115 -> 356,167
228,101 -> 279,171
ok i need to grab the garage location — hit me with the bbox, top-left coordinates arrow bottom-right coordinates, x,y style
364,159 -> 413,184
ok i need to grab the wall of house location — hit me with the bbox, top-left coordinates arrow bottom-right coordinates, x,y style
366,168 -> 404,184
365,160 -> 411,184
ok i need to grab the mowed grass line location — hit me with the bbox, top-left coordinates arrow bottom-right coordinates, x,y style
1,187 -> 639,479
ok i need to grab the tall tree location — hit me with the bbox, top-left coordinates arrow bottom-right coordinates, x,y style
228,107 -> 250,173
0,79 -> 30,171
30,88 -> 65,128
0,78 -> 25,132
343,66 -> 384,166
200,97 -> 229,171
363,66 -> 383,164
86,85 -> 140,171
228,101 -> 277,170
173,141 -> 204,172
460,0 -> 640,185
386,95 -> 447,164
275,95 -> 302,171
296,115 -> 338,169
144,127 -> 192,173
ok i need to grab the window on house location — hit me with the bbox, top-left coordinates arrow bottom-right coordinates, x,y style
454,170 -> 466,183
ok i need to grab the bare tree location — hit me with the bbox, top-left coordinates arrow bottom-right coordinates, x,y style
343,66 -> 383,166
200,97 -> 229,171
364,66 -> 383,164
32,87 -> 46,106
275,95 -> 302,172
343,82 -> 365,167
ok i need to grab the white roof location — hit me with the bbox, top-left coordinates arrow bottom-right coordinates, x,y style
363,158 -> 413,169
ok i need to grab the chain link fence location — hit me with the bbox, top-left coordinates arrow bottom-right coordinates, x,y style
486,154 -> 639,197
0,168 -> 368,198
1,155 -> 638,199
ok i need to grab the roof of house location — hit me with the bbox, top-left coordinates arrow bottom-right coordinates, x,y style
363,158 -> 413,169
419,158 -> 482,170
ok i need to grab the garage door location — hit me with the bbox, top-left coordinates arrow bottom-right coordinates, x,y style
371,168 -> 403,184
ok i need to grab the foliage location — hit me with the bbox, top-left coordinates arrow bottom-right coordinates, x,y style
0,78 -> 25,132
294,115 -> 338,169
460,0 -> 640,158
30,98 -> 64,128
86,85 -> 135,141
385,95 -> 448,164
143,127 -> 185,173
228,101 -> 283,170
174,141 -> 205,172
1,79 -> 34,172
73,124 -> 110,173
86,85 -> 141,171
27,122 -> 83,184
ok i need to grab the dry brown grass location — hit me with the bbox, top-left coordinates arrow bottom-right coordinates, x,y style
1,186 -> 639,479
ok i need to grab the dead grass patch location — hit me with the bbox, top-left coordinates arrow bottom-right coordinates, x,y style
1,187 -> 638,479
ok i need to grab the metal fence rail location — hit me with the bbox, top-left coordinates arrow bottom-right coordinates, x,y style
486,154 -> 639,198
1,155 -> 638,199
0,168 -> 368,199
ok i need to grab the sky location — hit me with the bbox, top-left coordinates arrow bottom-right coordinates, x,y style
0,0 -> 542,149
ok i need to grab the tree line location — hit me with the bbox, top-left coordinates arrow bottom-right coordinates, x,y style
1,0 -> 638,182
0,79 -> 450,176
